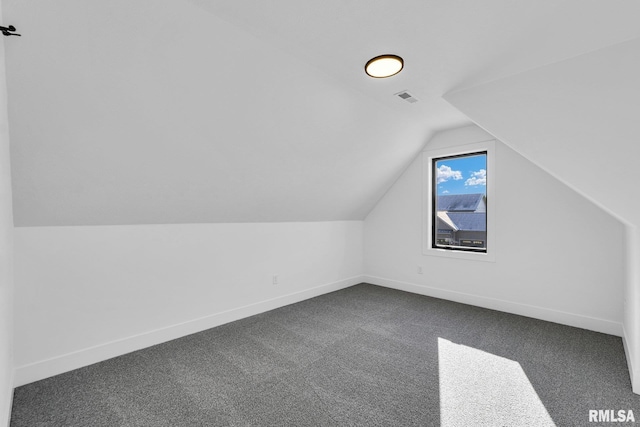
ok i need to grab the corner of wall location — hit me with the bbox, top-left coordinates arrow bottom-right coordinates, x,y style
624,225 -> 640,395
0,0 -> 16,421
622,325 -> 637,393
4,381 -> 13,427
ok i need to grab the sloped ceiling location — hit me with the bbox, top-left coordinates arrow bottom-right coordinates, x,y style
444,37 -> 640,227
4,0 -> 640,226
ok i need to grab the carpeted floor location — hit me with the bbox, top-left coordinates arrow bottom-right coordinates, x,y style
10,283 -> 640,426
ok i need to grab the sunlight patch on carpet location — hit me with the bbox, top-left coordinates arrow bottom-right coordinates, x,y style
438,338 -> 556,426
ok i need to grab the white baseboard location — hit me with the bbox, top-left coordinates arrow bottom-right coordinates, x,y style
15,275 -> 623,388
3,370 -> 13,427
364,275 -> 623,336
14,276 -> 364,387
622,325 -> 639,395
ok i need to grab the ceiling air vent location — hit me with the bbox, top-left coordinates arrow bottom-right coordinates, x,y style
395,90 -> 418,103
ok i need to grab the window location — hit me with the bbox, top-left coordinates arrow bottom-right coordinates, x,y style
432,152 -> 487,253
423,139 -> 495,262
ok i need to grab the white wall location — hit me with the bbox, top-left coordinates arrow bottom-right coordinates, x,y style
13,221 -> 363,386
364,125 -> 625,335
0,4 -> 14,423
625,226 -> 640,393
444,38 -> 640,393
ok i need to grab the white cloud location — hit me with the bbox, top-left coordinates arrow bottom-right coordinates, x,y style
442,190 -> 450,194
465,169 -> 486,186
437,165 -> 463,183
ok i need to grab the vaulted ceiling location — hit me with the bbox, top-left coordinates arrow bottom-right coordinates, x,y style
446,37 -> 640,228
4,0 -> 640,226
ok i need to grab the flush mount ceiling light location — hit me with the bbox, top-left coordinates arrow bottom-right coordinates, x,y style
365,54 -> 404,78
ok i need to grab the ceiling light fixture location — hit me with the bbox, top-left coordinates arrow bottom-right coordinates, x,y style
365,54 -> 403,78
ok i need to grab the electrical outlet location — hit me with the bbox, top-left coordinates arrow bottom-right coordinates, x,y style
272,275 -> 278,285
417,266 -> 423,274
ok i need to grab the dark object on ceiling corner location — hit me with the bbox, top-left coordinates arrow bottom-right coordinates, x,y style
1,25 -> 20,37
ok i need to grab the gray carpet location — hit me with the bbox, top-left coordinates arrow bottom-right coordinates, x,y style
10,284 -> 640,426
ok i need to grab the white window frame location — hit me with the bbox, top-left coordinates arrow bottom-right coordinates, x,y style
423,139 -> 496,262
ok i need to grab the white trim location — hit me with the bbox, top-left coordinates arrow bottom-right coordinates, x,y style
622,325 -> 640,395
14,276 -> 364,387
364,275 -> 622,336
624,225 -> 640,395
423,140 -> 496,262
2,372 -> 13,427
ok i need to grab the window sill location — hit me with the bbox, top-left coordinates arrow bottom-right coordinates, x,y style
424,247 -> 496,262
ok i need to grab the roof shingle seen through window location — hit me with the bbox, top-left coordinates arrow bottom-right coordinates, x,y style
446,212 -> 486,232
437,194 -> 484,212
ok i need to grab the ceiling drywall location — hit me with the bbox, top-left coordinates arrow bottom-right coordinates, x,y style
444,37 -> 640,227
3,0 -> 640,226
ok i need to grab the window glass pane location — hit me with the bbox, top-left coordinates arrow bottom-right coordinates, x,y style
433,152 -> 487,252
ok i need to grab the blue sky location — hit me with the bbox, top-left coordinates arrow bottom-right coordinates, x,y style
435,154 -> 486,196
